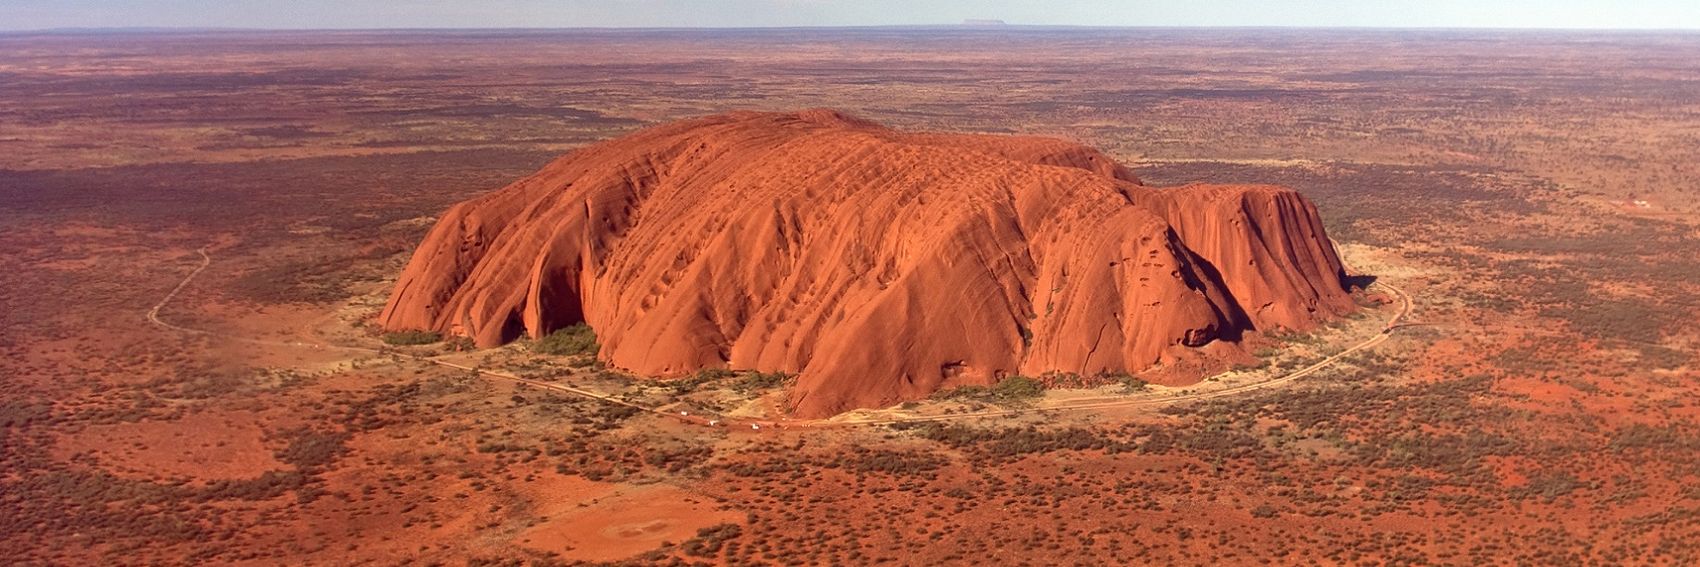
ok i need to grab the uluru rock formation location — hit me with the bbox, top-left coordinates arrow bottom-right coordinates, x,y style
380,110 -> 1355,417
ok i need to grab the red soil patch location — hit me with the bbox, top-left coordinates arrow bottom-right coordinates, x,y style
516,477 -> 743,562
52,410 -> 282,482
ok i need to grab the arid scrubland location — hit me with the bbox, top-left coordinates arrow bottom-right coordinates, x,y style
2,28 -> 1698,564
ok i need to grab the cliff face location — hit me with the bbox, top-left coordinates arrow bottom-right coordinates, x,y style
380,110 -> 1354,417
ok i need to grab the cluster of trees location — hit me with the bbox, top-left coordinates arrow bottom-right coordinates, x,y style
734,371 -> 793,393
380,329 -> 441,345
903,423 -> 1116,463
272,427 -> 350,471
930,375 -> 1046,404
681,523 -> 743,558
661,367 -> 794,396
832,447 -> 947,476
530,323 -> 597,356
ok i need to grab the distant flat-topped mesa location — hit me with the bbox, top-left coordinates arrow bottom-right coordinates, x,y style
380,110 -> 1355,417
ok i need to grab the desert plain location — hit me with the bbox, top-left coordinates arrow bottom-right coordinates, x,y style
3,28 -> 1700,565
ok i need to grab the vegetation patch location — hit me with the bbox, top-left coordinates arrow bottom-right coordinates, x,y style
273,427 -> 350,471
734,371 -> 793,393
380,329 -> 441,346
532,323 -> 598,356
681,523 -> 743,558
931,375 -> 1047,404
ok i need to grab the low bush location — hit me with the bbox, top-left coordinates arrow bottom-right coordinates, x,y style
932,375 -> 1046,403
1103,371 -> 1149,393
734,371 -> 793,393
381,330 -> 441,346
442,336 -> 476,351
274,428 -> 350,470
533,323 -> 598,356
991,375 -> 1045,400
667,368 -> 734,394
681,523 -> 743,557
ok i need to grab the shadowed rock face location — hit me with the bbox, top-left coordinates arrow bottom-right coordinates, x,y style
380,110 -> 1354,417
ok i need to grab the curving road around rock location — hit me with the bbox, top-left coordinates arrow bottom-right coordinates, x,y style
147,246 -> 1413,431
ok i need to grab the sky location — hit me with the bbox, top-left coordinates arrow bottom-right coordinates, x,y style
2,0 -> 1698,31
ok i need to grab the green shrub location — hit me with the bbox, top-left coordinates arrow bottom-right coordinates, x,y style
907,423 -> 1114,458
381,329 -> 441,345
533,323 -> 598,356
934,375 -> 1045,403
0,399 -> 52,428
991,375 -> 1045,400
1110,372 -> 1149,393
734,371 -> 793,393
1233,359 -> 1272,372
931,385 -> 990,401
667,368 -> 734,394
681,523 -> 742,557
274,428 -> 349,470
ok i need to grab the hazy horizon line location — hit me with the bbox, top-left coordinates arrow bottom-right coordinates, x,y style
6,23 -> 1700,34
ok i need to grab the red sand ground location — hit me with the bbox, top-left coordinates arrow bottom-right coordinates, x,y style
52,411 -> 283,482
516,478 -> 742,561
